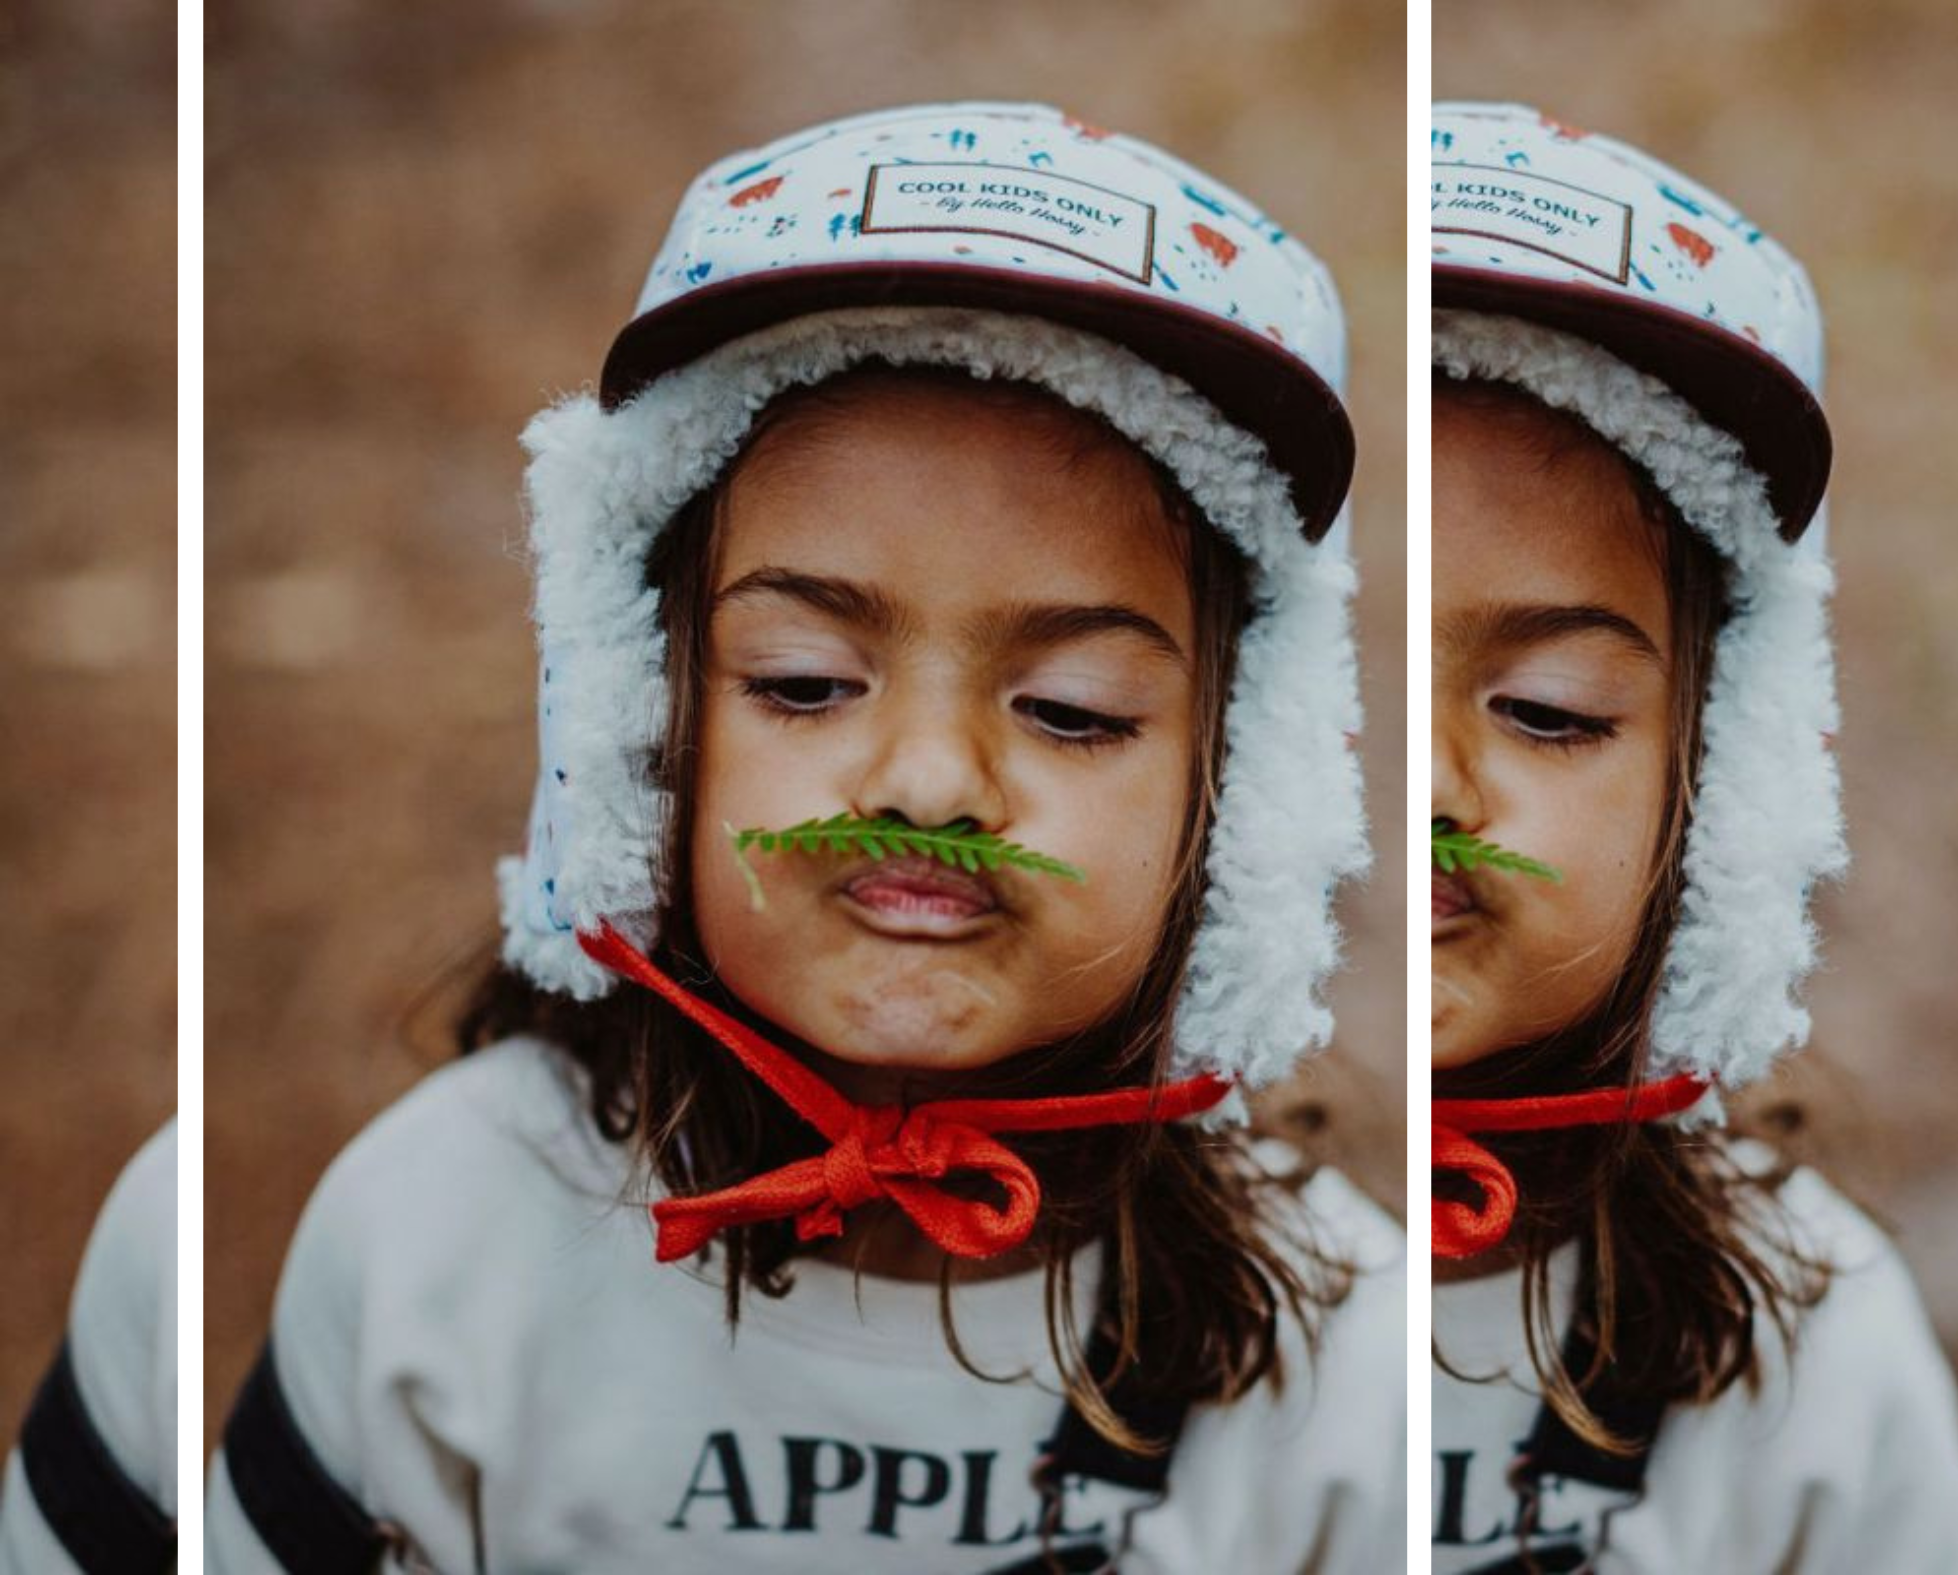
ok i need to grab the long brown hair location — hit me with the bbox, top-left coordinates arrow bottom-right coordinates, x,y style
462,366 -> 1352,1451
1432,374 -> 1830,1455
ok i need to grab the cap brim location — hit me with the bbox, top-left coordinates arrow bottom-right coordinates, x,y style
601,262 -> 1354,542
1435,266 -> 1830,540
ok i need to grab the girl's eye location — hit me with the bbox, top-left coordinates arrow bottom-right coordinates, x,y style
1013,695 -> 1141,748
742,675 -> 865,715
1491,696 -> 1617,748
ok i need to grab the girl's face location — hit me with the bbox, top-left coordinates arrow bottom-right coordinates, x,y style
690,375 -> 1199,1087
1431,389 -> 1675,1069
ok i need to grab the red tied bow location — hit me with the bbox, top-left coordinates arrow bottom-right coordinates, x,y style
1432,1073 -> 1712,1260
578,924 -> 1233,1263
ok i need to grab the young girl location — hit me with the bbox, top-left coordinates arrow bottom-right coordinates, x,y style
1431,101 -> 1958,1569
209,103 -> 1403,1573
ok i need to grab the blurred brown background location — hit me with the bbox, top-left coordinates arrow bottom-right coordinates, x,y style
0,4 -> 176,1447
1439,2 -> 1958,1361
205,1 -> 1408,1446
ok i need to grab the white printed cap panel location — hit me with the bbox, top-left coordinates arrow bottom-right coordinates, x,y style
1431,101 -> 1831,534
597,102 -> 1357,537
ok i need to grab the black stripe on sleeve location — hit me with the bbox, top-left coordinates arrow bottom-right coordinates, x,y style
221,1342 -> 388,1575
18,1339 -> 175,1574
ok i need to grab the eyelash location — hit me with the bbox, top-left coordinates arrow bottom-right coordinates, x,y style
1490,696 -> 1618,751
742,676 -> 866,716
741,678 -> 1141,750
1012,695 -> 1142,750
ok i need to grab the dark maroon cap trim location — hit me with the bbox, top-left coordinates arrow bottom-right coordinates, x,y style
599,262 -> 1354,541
1434,266 -> 1831,541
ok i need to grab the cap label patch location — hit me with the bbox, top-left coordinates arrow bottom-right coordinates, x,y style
862,162 -> 1155,284
1432,163 -> 1632,283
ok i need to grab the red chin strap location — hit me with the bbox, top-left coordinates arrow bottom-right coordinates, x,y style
578,923 -> 1233,1263
1432,1073 -> 1713,1260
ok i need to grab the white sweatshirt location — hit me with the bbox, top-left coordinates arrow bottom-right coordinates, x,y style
1433,1163 -> 1958,1573
0,1120 -> 179,1572
207,1038 -> 1405,1573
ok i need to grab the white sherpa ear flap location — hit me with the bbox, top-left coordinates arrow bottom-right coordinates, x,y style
499,306 -> 1369,1092
1433,310 -> 1847,1093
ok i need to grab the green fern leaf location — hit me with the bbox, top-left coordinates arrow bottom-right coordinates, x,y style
1430,820 -> 1561,883
732,814 -> 1087,884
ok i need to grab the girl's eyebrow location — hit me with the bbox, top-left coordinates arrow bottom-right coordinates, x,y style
712,569 -> 1186,666
973,602 -> 1188,668
1441,602 -> 1663,665
713,568 -> 913,637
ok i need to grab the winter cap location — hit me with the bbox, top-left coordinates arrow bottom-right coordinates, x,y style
1432,101 -> 1830,537
498,102 -> 1370,1100
1432,103 -> 1846,1101
606,101 -> 1353,538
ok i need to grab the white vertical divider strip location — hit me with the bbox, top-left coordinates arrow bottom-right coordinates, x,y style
176,0 -> 206,1556
1405,9 -> 1434,1566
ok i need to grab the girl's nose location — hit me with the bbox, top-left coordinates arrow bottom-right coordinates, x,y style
850,697 -> 1008,833
1431,719 -> 1485,833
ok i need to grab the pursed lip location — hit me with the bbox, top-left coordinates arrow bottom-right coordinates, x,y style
837,855 -> 1004,939
1432,871 -> 1477,934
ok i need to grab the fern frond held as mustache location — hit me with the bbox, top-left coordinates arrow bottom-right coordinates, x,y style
1431,820 -> 1561,883
731,813 -> 1088,884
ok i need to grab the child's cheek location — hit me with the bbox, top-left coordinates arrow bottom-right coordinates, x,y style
696,686 -> 847,835
1042,751 -> 1187,967
687,704 -> 829,947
